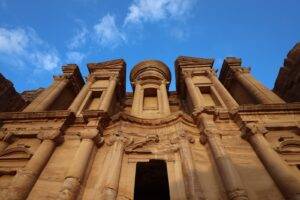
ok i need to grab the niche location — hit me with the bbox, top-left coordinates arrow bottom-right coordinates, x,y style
143,88 -> 158,111
134,159 -> 170,200
199,86 -> 221,106
85,91 -> 103,110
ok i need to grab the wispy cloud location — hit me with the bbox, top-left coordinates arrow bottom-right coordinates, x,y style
94,14 -> 126,48
66,51 -> 85,63
124,0 -> 196,25
0,27 -> 60,71
68,22 -> 88,50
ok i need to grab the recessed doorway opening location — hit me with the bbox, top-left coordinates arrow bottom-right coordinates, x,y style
134,159 -> 170,200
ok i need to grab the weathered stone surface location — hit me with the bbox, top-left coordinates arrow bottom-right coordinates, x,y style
0,73 -> 26,111
0,55 -> 299,200
273,43 -> 300,102
21,88 -> 45,104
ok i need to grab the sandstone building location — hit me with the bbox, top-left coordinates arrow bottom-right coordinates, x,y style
0,55 -> 299,200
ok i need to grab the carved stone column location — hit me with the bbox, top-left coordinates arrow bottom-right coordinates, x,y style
99,75 -> 118,112
58,129 -> 103,200
233,69 -> 284,104
68,80 -> 93,113
207,71 -> 239,110
131,81 -> 142,116
5,131 -> 60,200
198,114 -> 249,200
243,123 -> 300,199
183,72 -> 203,110
24,77 -> 69,112
171,132 -> 206,200
94,132 -> 130,200
160,80 -> 171,115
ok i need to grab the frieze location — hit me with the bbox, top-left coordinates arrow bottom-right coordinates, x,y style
110,111 -> 195,127
0,110 -> 73,120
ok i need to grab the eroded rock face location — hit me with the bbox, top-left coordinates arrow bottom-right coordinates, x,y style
273,43 -> 300,102
21,88 -> 45,104
0,73 -> 26,111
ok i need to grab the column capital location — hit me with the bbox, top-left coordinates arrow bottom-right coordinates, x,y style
109,74 -> 119,81
182,71 -> 192,79
232,66 -> 251,74
241,123 -> 268,140
160,79 -> 169,85
106,131 -> 133,146
86,75 -> 96,83
53,75 -> 70,82
37,130 -> 63,145
80,129 -> 104,147
170,131 -> 195,144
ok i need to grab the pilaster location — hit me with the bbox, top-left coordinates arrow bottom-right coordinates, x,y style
4,130 -> 62,200
242,123 -> 300,199
196,112 -> 249,200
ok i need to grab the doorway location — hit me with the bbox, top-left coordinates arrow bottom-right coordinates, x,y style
134,159 -> 170,200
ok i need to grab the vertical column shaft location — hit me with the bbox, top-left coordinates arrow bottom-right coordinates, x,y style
207,134 -> 248,200
131,82 -> 142,116
184,74 -> 203,110
5,139 -> 55,200
24,78 -> 69,112
199,114 -> 249,200
233,71 -> 284,104
69,81 -> 93,113
58,139 -> 94,200
160,81 -> 171,115
179,138 -> 205,200
94,139 -> 124,200
99,76 -> 118,112
23,81 -> 59,112
208,72 -> 239,110
247,133 -> 300,199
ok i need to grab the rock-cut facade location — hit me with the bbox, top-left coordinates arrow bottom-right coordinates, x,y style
0,55 -> 299,200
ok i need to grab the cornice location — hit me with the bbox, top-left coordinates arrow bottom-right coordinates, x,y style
238,103 -> 300,114
0,110 -> 73,120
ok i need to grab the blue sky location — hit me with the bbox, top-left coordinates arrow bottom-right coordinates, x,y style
0,0 -> 299,92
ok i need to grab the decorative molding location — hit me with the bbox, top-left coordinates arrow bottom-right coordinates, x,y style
111,111 -> 195,127
275,139 -> 300,154
80,129 -> 104,147
0,110 -> 73,120
124,134 -> 159,154
241,123 -> 268,140
106,132 -> 133,146
0,145 -> 33,160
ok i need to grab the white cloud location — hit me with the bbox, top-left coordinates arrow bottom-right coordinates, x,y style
0,26 -> 61,71
68,24 -> 88,49
0,28 -> 28,54
124,0 -> 196,25
66,51 -> 85,63
31,51 -> 60,71
94,14 -> 126,48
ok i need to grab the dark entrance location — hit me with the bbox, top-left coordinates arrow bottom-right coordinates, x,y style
134,159 -> 170,200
